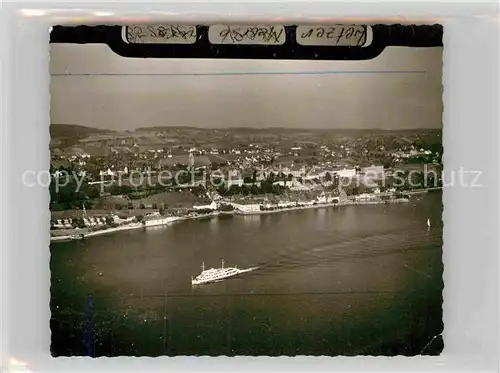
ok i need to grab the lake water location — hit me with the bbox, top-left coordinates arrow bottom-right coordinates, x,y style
50,192 -> 443,356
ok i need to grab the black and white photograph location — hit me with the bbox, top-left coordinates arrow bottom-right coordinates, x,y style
48,24 -> 444,357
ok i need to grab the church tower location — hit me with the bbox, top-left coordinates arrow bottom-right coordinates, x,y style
188,152 -> 195,170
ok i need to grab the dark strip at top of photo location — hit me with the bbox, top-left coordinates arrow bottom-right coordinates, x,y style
50,24 -> 443,60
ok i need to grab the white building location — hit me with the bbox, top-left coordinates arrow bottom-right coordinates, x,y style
144,216 -> 179,227
193,201 -> 218,211
277,201 -> 296,208
317,168 -> 356,179
297,200 -> 315,206
336,168 -> 357,179
230,202 -> 261,213
354,193 -> 378,201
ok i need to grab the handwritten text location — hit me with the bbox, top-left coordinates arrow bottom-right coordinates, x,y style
125,25 -> 197,44
209,25 -> 286,45
296,25 -> 367,46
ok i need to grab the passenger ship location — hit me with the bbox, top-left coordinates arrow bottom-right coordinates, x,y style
191,260 -> 256,285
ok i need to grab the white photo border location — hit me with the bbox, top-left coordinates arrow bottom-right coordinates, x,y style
1,1 -> 499,372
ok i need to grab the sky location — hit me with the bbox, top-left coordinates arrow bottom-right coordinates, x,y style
50,44 -> 443,131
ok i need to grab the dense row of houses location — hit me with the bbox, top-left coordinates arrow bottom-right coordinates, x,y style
51,214 -> 137,229
228,192 -> 342,213
207,165 -> 384,190
52,216 -> 108,229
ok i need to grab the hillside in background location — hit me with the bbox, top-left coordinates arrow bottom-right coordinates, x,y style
50,124 -> 114,139
136,126 -> 441,134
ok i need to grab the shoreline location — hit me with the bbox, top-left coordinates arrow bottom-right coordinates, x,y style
233,198 -> 409,216
50,222 -> 144,242
50,198 -> 410,243
50,212 -> 228,242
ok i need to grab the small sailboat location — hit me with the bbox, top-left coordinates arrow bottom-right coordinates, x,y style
427,218 -> 431,228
